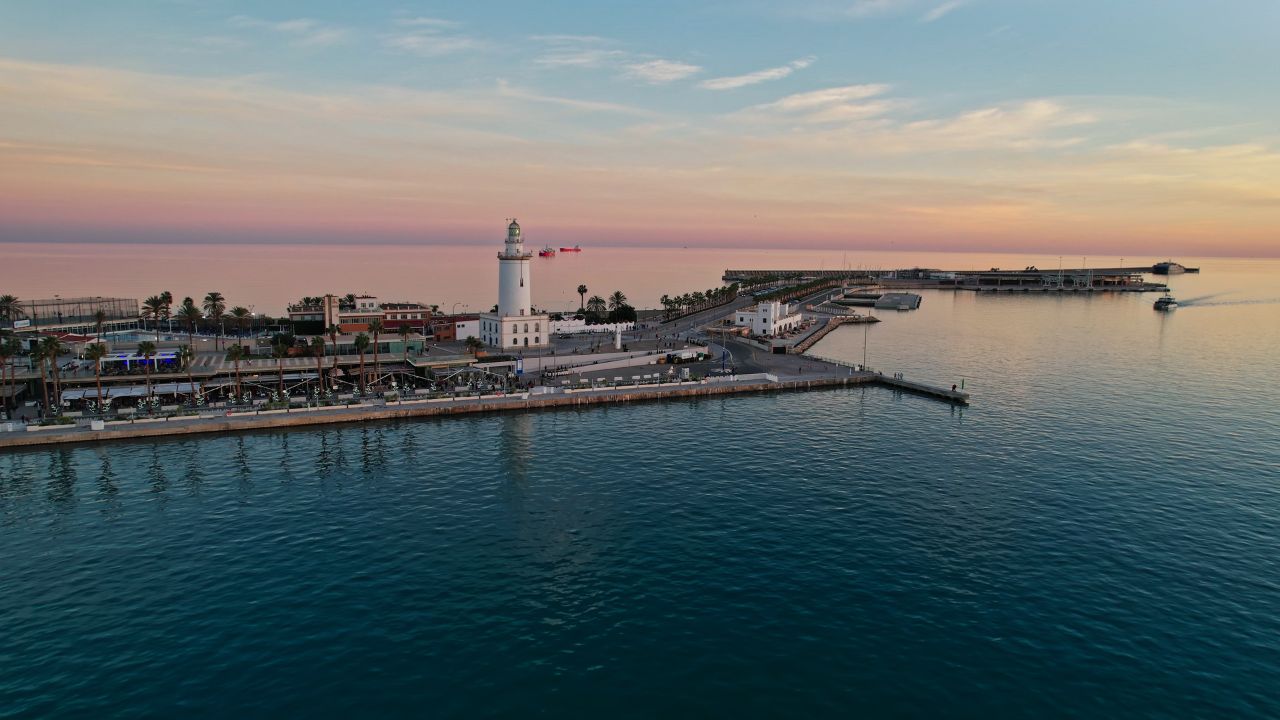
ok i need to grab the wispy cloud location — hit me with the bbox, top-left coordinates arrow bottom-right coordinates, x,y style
922,0 -> 967,22
384,33 -> 482,57
394,17 -> 461,29
228,15 -> 349,48
757,84 -> 891,111
700,56 -> 816,90
531,35 -> 628,68
624,59 -> 703,84
495,80 -> 659,116
846,0 -> 911,18
383,17 -> 482,57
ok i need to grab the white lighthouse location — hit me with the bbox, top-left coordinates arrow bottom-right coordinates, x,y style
480,219 -> 549,350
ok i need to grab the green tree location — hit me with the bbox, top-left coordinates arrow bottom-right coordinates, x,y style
608,290 -> 628,312
577,284 -> 588,311
32,340 -> 51,416
0,294 -> 24,325
464,336 -> 483,356
178,297 -> 202,348
398,324 -> 412,365
39,335 -> 65,415
227,344 -> 245,402
271,340 -> 290,399
203,292 -> 226,350
353,333 -> 370,393
137,340 -> 157,403
85,342 -> 108,413
310,336 -> 327,394
93,308 -> 108,339
368,319 -> 384,388
142,295 -> 165,338
586,295 -> 607,319
327,324 -> 341,378
230,306 -> 251,337
159,291 -> 173,332
177,344 -> 197,406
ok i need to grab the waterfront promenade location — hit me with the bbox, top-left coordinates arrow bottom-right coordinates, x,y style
0,365 -> 968,449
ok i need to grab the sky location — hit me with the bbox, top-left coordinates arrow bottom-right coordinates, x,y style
1,0 -> 1277,256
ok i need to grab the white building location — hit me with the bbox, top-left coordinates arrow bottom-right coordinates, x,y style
479,219 -> 549,350
735,300 -> 803,337
548,318 -> 634,335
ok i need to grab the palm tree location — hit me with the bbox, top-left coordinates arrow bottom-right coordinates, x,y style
175,344 -> 198,406
353,333 -> 370,393
227,345 -> 245,402
0,294 -> 24,325
577,284 -> 588,311
177,298 -> 201,347
203,292 -> 226,349
310,336 -> 327,394
32,342 -> 50,417
142,295 -> 164,338
398,324 -> 411,365
271,340 -> 290,400
39,336 -> 64,414
137,340 -> 157,403
159,291 -> 173,332
586,295 -> 607,317
93,308 -> 108,339
608,290 -> 628,312
464,336 -> 483,356
85,343 -> 108,413
368,319 -> 384,388
230,306 -> 251,338
327,324 -> 341,378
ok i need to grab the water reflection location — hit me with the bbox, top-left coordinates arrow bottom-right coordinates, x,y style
148,446 -> 168,504
46,449 -> 77,506
235,436 -> 253,502
498,413 -> 534,484
95,451 -> 121,518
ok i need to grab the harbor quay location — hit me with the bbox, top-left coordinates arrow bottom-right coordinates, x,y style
0,367 -> 967,450
2,219 -> 974,442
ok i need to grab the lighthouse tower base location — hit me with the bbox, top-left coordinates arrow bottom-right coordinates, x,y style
479,313 -> 550,351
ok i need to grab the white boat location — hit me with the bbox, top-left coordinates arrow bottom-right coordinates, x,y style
1154,295 -> 1178,311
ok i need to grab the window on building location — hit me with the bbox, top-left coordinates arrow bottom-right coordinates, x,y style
523,323 -> 528,333
534,336 -> 539,344
535,323 -> 539,332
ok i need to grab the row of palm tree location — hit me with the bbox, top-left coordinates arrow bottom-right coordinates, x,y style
659,284 -> 741,320
138,290 -> 249,350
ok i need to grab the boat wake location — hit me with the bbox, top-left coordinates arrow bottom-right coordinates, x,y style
1177,293 -> 1228,304
1178,297 -> 1280,308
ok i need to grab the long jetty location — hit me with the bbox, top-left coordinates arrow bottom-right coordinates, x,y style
725,266 -> 1163,282
0,372 -> 968,450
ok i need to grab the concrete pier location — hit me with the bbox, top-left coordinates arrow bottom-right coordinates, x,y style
0,371 -> 971,450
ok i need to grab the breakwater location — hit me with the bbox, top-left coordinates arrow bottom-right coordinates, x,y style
1,375 -> 898,450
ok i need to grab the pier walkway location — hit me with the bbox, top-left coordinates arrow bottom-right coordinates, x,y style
0,365 -> 969,449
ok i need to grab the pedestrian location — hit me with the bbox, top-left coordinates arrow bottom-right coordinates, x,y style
951,384 -> 957,392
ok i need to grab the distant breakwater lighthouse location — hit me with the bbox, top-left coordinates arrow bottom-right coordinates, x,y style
480,219 -> 549,350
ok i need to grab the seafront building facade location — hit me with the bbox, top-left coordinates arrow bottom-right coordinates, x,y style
479,220 -> 549,349
287,295 -> 433,332
735,301 -> 803,337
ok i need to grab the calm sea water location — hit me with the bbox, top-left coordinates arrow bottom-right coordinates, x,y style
3,258 -> 1279,717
